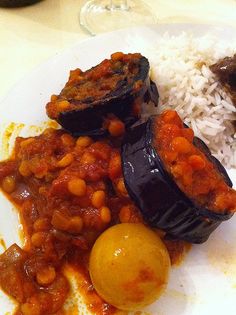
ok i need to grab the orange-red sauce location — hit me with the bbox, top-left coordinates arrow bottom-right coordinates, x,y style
154,110 -> 236,213
0,127 -> 188,315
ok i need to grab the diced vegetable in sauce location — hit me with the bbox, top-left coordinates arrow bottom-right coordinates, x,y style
0,126 -> 187,314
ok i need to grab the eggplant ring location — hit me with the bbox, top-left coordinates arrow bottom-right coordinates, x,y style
46,53 -> 159,136
121,117 -> 233,244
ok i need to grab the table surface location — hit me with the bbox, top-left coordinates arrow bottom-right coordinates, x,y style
0,0 -> 236,99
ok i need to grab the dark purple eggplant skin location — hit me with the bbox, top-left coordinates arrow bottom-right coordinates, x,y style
121,117 -> 233,244
57,57 -> 159,137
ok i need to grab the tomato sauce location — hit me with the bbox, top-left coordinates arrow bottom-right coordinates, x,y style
0,127 -> 188,315
154,110 -> 236,213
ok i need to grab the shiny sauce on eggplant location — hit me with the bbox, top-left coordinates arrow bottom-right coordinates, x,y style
153,110 -> 236,213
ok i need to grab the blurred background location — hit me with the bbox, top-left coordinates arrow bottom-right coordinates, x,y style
0,0 -> 236,98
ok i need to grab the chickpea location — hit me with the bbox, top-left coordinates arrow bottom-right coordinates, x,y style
1,176 -> 16,193
57,100 -> 70,111
50,94 -> 58,102
68,216 -> 83,234
42,128 -> 55,135
33,218 -> 50,232
19,160 -> 32,177
188,154 -> 206,170
163,110 -> 183,126
182,128 -> 194,142
119,205 -> 131,223
31,232 -> 47,247
80,152 -> 96,165
162,110 -> 178,123
76,136 -> 93,148
36,266 -> 56,286
100,206 -> 111,224
117,178 -> 128,196
172,163 -> 193,186
111,52 -> 124,61
171,137 -> 192,154
91,190 -> 106,208
60,134 -> 75,146
68,178 -> 87,197
57,153 -> 74,168
108,119 -> 125,137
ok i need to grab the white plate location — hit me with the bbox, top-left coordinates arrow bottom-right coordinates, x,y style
0,24 -> 236,315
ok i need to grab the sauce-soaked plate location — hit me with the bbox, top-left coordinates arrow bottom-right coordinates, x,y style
0,24 -> 235,315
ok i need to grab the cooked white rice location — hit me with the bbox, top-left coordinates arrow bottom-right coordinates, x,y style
135,32 -> 236,168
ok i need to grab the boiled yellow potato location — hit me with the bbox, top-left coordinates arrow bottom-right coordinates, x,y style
89,223 -> 170,311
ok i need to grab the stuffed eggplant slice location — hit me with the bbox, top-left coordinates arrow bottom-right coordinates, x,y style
122,110 -> 236,243
46,52 -> 159,136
